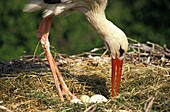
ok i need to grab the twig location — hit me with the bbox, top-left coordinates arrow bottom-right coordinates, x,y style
84,104 -> 97,112
33,41 -> 40,59
144,93 -> 157,112
127,37 -> 140,43
0,105 -> 13,112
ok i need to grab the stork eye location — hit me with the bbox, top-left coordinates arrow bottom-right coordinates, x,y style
119,46 -> 124,57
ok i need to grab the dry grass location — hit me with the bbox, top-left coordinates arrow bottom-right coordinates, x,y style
0,42 -> 170,112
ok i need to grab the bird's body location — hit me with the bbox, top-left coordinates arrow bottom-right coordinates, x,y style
23,0 -> 128,101
24,0 -> 128,58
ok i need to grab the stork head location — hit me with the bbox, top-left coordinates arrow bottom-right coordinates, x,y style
105,31 -> 128,60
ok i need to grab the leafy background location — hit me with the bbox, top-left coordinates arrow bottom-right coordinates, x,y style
0,0 -> 170,61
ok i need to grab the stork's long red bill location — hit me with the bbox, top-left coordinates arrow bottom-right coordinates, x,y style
111,54 -> 123,97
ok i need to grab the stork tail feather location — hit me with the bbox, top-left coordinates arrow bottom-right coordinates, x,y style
23,0 -> 44,12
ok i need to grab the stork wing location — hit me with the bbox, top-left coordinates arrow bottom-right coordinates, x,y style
44,0 -> 62,4
23,0 -> 73,18
44,0 -> 71,4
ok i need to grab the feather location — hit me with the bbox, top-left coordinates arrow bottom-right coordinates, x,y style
44,0 -> 71,4
23,0 -> 73,17
23,0 -> 44,12
43,9 -> 54,18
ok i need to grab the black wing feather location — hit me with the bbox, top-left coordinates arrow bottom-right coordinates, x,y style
44,0 -> 61,4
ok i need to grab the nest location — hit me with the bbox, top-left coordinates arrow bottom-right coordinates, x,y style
0,39 -> 170,112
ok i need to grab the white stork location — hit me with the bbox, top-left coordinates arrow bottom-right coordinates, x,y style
23,0 -> 128,102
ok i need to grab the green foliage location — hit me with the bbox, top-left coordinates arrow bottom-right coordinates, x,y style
108,0 -> 170,45
0,0 -> 169,61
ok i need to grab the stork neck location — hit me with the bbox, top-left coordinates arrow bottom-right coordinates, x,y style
84,10 -> 128,59
85,11 -> 119,39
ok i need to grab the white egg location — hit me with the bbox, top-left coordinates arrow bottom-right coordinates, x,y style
89,94 -> 108,103
70,99 -> 83,104
80,95 -> 90,104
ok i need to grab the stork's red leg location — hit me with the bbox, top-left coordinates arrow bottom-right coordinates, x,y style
36,16 -> 73,101
111,54 -> 123,97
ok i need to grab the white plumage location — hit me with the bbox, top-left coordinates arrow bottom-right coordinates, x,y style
23,0 -> 74,18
